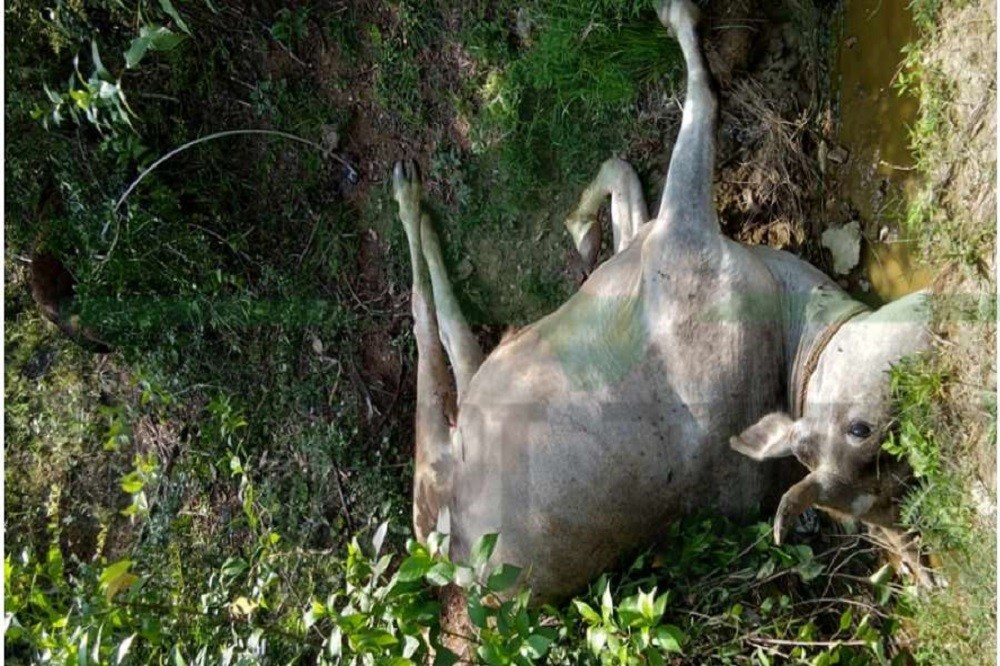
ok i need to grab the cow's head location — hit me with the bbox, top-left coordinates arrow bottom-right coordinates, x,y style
731,292 -> 932,544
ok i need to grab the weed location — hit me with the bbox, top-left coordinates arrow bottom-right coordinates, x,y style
884,356 -> 946,479
270,7 -> 311,49
881,4 -> 996,657
249,78 -> 288,120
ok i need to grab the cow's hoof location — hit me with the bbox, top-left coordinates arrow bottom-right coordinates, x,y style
654,0 -> 700,33
575,217 -> 602,274
393,160 -> 422,210
392,160 -> 420,202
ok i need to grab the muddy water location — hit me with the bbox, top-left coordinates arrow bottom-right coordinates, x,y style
834,0 -> 932,300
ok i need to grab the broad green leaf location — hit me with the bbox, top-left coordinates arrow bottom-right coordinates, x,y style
100,560 -> 138,602
406,538 -> 429,557
644,647 -> 666,666
521,633 -> 552,659
476,642 -> 505,666
426,561 -> 456,586
146,26 -> 186,52
601,580 -> 614,621
120,474 -> 144,494
639,588 -> 656,621
839,608 -> 853,632
652,625 -> 685,653
653,591 -> 670,618
587,626 -> 608,655
616,594 -> 645,628
573,600 -> 601,624
471,533 -> 499,569
433,646 -> 460,666
453,565 -> 475,588
70,89 -> 92,109
159,0 -> 191,34
91,41 -> 110,80
487,563 -> 521,592
124,38 -> 150,69
468,594 -> 488,628
797,558 -> 825,582
397,554 -> 432,582
349,629 -> 399,651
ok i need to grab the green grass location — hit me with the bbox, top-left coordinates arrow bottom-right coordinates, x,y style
882,356 -> 996,665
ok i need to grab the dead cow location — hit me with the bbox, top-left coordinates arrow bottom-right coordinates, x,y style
392,0 -> 931,603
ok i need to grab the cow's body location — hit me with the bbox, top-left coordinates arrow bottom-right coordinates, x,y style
450,236 -> 855,599
393,0 -> 932,604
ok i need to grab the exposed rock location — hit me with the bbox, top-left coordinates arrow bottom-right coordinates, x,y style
821,221 -> 861,275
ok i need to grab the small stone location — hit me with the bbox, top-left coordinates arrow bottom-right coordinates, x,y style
821,221 -> 862,275
311,336 -> 325,355
322,125 -> 340,152
827,146 -> 850,165
457,258 -> 474,280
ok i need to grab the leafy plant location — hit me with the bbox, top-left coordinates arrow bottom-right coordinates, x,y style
41,41 -> 136,133
883,355 -> 945,479
270,7 -> 311,48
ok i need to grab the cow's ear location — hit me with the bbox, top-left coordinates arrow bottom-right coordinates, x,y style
730,412 -> 796,460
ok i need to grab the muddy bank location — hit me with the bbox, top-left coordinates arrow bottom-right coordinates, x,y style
689,0 -> 932,304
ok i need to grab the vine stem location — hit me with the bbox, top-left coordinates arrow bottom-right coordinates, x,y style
113,128 -> 352,213
100,129 -> 356,273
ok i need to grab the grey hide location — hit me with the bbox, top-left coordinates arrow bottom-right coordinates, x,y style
392,0 -> 933,603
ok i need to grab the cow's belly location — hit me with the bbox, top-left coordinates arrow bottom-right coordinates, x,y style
450,313 -> 787,603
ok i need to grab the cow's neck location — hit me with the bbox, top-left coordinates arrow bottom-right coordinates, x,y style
753,246 -> 870,417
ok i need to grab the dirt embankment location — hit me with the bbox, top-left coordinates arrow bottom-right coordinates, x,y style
925,0 -> 997,494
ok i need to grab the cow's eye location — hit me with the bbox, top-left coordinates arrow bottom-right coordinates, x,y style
848,421 -> 872,439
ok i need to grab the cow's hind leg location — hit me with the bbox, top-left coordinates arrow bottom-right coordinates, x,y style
393,160 -> 453,542
419,214 -> 483,400
565,158 -> 649,272
652,0 -> 718,235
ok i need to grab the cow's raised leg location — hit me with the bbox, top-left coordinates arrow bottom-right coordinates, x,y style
419,213 -> 484,400
393,160 -> 454,542
652,0 -> 718,235
565,158 -> 650,271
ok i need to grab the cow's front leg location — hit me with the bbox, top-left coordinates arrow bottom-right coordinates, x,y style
565,158 -> 649,273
